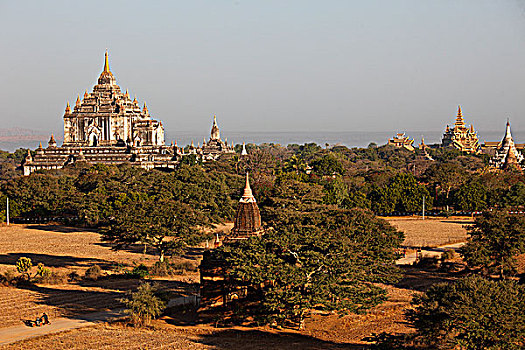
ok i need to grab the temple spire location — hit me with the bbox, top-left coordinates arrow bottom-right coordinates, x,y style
241,142 -> 248,156
103,49 -> 110,73
75,95 -> 81,108
455,105 -> 465,127
65,101 -> 71,114
240,172 -> 255,202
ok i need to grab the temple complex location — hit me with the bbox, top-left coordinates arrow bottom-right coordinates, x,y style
200,115 -> 235,161
199,173 -> 264,308
388,133 -> 415,151
441,106 -> 481,154
23,52 -> 237,175
489,120 -> 524,169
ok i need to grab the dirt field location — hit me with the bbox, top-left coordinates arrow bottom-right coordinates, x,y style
3,281 -> 423,350
384,216 -> 473,247
0,224 -> 199,329
0,223 -> 459,349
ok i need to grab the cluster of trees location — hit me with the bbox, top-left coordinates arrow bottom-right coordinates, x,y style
213,207 -> 404,329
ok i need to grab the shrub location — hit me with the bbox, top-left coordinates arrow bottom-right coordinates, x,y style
441,249 -> 455,261
0,269 -> 18,286
16,257 -> 33,280
129,264 -> 150,278
84,265 -> 103,280
68,271 -> 81,282
149,260 -> 173,277
149,260 -> 196,276
120,282 -> 166,326
34,268 -> 67,285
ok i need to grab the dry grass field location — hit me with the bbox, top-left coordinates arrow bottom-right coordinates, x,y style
384,216 -> 473,247
0,222 -> 462,348
0,224 -> 199,329
3,281 -> 423,350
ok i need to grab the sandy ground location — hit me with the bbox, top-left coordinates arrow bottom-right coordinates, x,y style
384,216 -> 472,247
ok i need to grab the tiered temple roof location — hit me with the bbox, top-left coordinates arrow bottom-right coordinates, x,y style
441,106 -> 481,154
23,51 -> 180,175
490,119 -> 524,170
388,133 -> 414,151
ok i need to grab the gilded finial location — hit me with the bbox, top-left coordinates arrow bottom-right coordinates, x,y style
75,95 -> 81,108
65,101 -> 71,114
125,89 -> 129,98
133,95 -> 138,105
143,102 -> 148,114
84,90 -> 88,99
103,49 -> 110,73
39,142 -> 43,149
457,105 -> 462,116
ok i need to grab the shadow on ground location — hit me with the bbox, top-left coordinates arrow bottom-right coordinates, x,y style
0,252 -> 115,269
191,328 -> 368,350
25,225 -> 97,234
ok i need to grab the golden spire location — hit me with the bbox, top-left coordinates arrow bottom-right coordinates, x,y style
125,89 -> 129,98
143,102 -> 149,114
455,105 -> 465,127
75,95 -> 81,108
240,172 -> 256,202
65,101 -> 71,114
84,90 -> 88,99
133,95 -> 138,105
103,49 -> 110,73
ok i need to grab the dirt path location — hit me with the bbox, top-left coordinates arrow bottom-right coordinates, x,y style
0,309 -> 124,346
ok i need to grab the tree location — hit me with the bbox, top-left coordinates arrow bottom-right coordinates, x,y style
505,182 -> 525,207
461,211 -> 525,278
215,208 -> 403,328
368,173 -> 432,214
101,196 -> 208,262
121,282 -> 166,326
407,276 -> 525,350
453,180 -> 487,212
424,161 -> 467,210
311,153 -> 344,176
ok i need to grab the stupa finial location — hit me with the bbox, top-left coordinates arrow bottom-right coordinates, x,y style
103,49 -> 110,73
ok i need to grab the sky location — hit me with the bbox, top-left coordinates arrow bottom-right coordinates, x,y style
1,0 -> 525,136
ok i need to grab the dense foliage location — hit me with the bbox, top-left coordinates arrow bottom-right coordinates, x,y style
410,276 -> 525,349
213,208 -> 404,328
461,211 -> 525,278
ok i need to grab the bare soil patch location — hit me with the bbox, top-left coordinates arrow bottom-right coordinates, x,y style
384,216 -> 473,247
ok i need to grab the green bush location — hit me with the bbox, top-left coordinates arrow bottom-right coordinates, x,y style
84,265 -> 103,280
15,257 -> 32,279
120,282 -> 166,326
129,264 -> 150,278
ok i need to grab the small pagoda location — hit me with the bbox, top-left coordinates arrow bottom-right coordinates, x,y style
441,106 -> 481,154
199,173 -> 264,308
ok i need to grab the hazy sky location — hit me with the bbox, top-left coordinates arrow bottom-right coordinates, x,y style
1,0 -> 525,135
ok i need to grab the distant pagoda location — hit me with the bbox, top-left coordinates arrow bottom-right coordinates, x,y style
441,106 -> 481,154
200,115 -> 235,161
388,132 -> 414,151
490,119 -> 524,169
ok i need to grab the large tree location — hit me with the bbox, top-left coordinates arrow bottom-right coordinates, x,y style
461,211 -> 525,278
101,196 -> 208,261
215,208 -> 403,328
408,276 -> 525,350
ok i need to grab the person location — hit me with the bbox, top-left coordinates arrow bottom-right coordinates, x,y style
42,313 -> 50,325
35,316 -> 42,327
